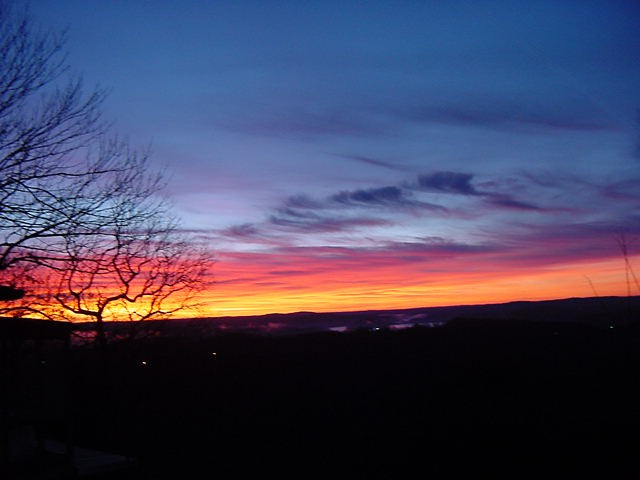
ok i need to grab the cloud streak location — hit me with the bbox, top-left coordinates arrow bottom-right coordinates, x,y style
417,172 -> 480,195
330,186 -> 444,211
337,154 -> 410,172
269,210 -> 390,233
382,97 -> 622,133
217,170 -> 575,245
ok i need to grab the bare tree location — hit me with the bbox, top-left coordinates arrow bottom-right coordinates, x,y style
0,2 -> 116,288
3,135 -> 214,345
27,216 -> 213,349
0,3 -> 215,341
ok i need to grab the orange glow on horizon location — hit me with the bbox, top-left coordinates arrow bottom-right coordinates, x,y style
18,249 -> 638,321
187,253 -> 639,318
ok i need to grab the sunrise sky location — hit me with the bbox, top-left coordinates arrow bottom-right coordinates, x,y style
29,0 -> 640,316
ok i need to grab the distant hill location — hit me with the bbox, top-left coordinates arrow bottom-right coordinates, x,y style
73,295 -> 640,339
33,294 -> 640,475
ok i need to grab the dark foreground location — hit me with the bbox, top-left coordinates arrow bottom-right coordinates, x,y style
19,313 -> 640,477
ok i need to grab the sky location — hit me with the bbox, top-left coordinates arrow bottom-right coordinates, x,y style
28,0 -> 640,316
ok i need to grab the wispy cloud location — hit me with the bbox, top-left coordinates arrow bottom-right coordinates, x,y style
381,237 -> 502,256
600,177 -> 640,203
222,223 -> 261,238
483,194 -> 544,211
417,171 -> 480,195
337,154 -> 409,171
266,182 -> 449,234
214,169 -> 633,277
214,105 -> 388,140
219,171 -> 566,242
383,98 -> 618,132
270,209 -> 390,233
415,171 -> 560,212
331,186 -> 444,211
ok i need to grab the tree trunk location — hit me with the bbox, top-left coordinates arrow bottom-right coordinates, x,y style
95,318 -> 108,355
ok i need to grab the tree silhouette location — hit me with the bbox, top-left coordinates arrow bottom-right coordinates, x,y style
30,215 -> 213,349
0,3 -> 214,341
0,3 -> 119,283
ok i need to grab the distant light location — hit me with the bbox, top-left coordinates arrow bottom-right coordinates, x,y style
211,352 -> 217,356
374,327 -> 380,331
609,325 -> 614,329
141,361 -> 148,366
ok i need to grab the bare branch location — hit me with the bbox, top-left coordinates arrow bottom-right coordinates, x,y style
0,3 -> 215,348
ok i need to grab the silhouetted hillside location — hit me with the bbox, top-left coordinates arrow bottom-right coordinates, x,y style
72,295 -> 640,341
57,296 -> 640,477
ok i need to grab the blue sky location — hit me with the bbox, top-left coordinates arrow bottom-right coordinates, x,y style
27,0 -> 640,314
